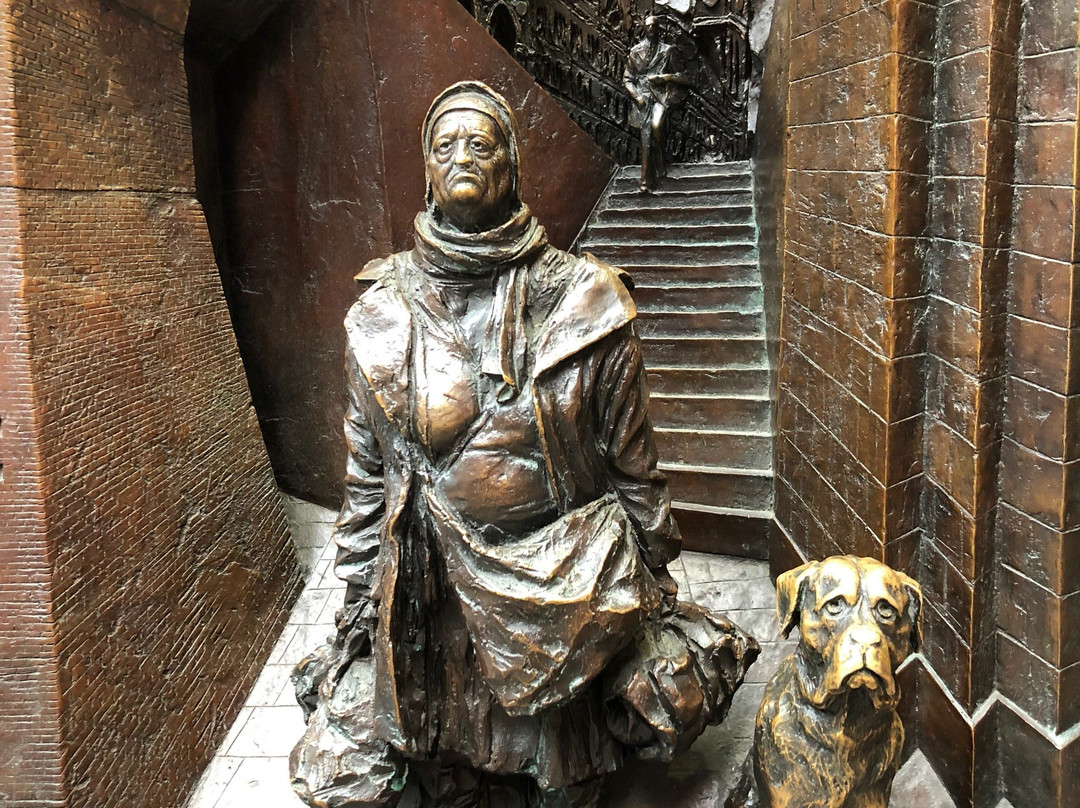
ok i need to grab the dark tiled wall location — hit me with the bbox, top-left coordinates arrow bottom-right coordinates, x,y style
921,0 -> 1019,719
772,0 -> 1080,803
912,0 -> 1020,801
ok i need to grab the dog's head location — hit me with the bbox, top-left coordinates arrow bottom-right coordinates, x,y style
776,556 -> 922,710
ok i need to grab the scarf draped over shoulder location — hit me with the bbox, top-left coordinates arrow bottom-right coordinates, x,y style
410,205 -> 548,394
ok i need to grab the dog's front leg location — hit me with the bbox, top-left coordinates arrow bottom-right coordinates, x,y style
756,714 -> 851,808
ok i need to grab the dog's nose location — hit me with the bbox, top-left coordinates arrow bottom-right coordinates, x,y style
848,626 -> 884,649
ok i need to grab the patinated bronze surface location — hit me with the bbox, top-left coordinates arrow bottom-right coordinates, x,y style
462,1 -> 750,164
727,556 -> 922,808
624,15 -> 688,191
289,81 -> 758,808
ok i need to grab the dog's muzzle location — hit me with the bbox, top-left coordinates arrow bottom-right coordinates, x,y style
824,625 -> 897,706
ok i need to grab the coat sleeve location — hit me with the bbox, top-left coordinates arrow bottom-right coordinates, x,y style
333,351 -> 386,609
595,323 -> 682,570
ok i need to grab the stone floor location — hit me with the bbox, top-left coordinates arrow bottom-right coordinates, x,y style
184,496 -> 956,808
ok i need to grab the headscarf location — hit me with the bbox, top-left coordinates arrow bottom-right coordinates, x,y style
422,80 -> 523,211
414,81 -> 547,278
412,82 -> 549,395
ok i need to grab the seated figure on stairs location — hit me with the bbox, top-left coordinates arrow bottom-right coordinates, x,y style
289,80 -> 758,808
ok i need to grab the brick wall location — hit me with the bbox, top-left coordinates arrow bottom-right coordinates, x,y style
0,1 -> 304,805
773,0 -> 933,575
0,184 -> 67,805
995,0 -> 1080,801
769,0 -> 1080,803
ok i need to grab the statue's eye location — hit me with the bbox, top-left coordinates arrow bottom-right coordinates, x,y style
470,138 -> 494,157
435,140 -> 454,157
824,597 -> 846,616
875,601 -> 898,622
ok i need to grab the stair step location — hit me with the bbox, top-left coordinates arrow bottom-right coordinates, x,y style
604,191 -> 756,211
604,191 -> 754,211
637,310 -> 764,338
633,284 -> 764,312
597,204 -> 753,228
661,463 -> 774,511
671,503 -> 772,559
611,174 -> 751,194
617,161 -> 750,178
641,336 -> 766,367
665,161 -> 751,177
651,394 -> 771,431
624,263 -> 761,286
581,243 -> 758,265
655,427 -> 771,469
647,366 -> 769,397
585,223 -> 756,246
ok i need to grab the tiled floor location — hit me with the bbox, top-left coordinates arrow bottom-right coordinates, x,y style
185,496 -> 956,808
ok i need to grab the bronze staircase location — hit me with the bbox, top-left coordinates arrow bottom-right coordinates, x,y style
576,162 -> 772,557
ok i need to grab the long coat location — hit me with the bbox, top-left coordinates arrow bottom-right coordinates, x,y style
331,244 -> 681,768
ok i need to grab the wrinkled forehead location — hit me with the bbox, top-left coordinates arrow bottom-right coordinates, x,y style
859,562 -> 907,606
811,556 -> 860,602
428,109 -> 505,145
424,88 -> 516,150
809,557 -> 907,607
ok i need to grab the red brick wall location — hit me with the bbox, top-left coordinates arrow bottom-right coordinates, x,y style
0,1 -> 304,805
0,184 -> 67,806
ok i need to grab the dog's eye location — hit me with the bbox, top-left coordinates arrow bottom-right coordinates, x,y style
875,601 -> 898,622
824,597 -> 846,616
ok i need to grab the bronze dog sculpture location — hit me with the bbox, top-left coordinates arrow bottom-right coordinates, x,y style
726,556 -> 922,808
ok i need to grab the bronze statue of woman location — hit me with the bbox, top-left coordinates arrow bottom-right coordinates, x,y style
291,81 -> 756,808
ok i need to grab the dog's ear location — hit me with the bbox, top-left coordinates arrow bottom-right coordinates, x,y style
897,571 -> 923,653
776,561 -> 819,638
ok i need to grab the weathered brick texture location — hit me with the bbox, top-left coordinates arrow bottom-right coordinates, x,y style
770,0 -> 1080,803
774,0 -> 933,577
0,186 -> 67,807
0,1 -> 303,806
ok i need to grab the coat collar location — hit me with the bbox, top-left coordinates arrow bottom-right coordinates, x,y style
345,256 -> 412,427
345,251 -> 637,423
532,253 -> 636,376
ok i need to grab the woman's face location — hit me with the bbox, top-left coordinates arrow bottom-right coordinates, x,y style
426,110 -> 514,232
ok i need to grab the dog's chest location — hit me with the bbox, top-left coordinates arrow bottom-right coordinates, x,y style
800,702 -> 900,793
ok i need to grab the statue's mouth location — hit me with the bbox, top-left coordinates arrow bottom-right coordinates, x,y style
840,668 -> 896,708
844,669 -> 885,691
449,170 -> 482,185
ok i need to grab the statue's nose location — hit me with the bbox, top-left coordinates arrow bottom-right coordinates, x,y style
453,139 -> 473,164
848,626 -> 884,649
